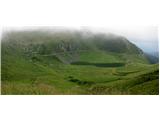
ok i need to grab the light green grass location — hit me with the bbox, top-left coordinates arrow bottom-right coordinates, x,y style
1,54 -> 159,95
1,30 -> 158,95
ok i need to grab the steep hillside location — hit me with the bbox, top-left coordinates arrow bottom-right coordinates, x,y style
1,30 -> 148,64
1,29 -> 158,95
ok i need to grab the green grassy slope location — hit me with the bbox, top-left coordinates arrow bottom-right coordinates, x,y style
1,30 -> 159,95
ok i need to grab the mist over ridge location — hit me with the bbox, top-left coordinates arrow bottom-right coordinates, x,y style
1,26 -> 159,95
2,26 -> 158,54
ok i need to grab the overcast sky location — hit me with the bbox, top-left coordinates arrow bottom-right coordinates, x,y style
78,26 -> 158,53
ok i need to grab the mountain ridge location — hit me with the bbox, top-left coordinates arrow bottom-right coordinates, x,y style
1,29 -> 159,95
1,30 -> 149,64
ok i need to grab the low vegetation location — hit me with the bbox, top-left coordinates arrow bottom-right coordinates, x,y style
1,30 -> 159,95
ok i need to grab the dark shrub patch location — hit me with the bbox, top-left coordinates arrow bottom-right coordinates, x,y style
68,77 -> 94,86
71,61 -> 125,67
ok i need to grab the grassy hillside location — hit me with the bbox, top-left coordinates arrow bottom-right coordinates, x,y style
1,30 -> 159,95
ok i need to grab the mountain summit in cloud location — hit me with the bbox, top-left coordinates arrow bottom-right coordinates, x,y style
1,27 -> 159,95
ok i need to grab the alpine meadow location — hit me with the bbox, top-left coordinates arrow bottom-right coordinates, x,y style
1,27 -> 159,95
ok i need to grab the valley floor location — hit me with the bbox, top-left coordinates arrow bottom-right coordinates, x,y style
1,30 -> 158,95
1,62 -> 159,95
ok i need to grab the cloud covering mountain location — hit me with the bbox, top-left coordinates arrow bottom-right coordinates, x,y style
1,26 -> 158,53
